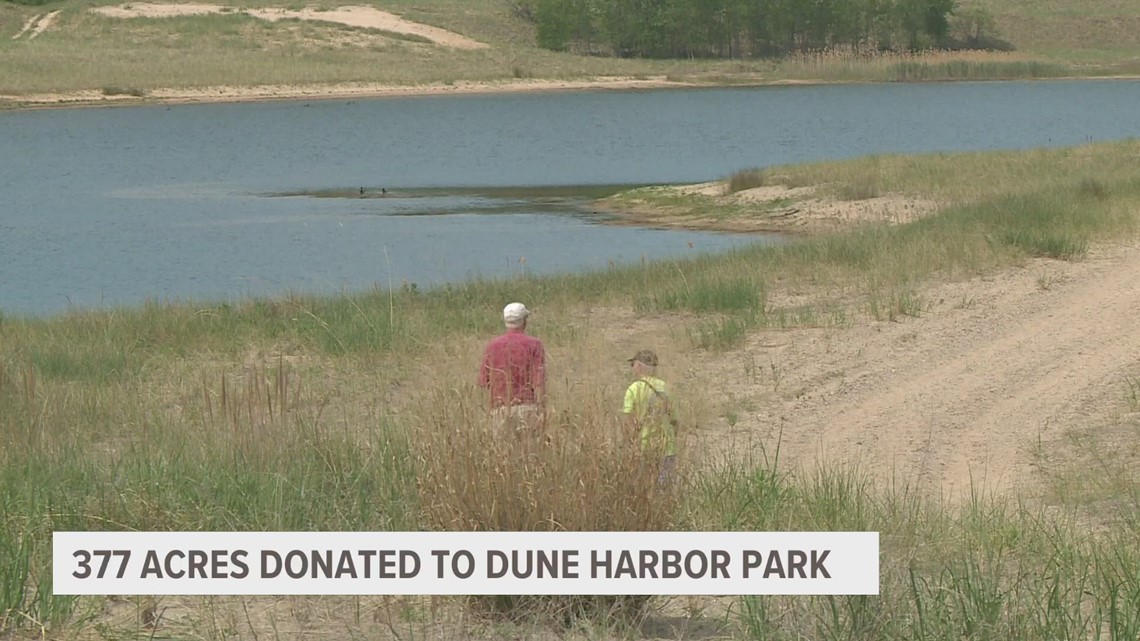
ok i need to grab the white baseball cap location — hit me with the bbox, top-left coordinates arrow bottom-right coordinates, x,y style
503,302 -> 530,326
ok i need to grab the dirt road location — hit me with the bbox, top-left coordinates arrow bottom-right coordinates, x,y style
683,244 -> 1140,499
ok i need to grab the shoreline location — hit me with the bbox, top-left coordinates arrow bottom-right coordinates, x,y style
0,76 -> 749,111
4,73 -> 1139,112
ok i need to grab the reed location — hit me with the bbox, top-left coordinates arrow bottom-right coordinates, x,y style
775,48 -> 1070,82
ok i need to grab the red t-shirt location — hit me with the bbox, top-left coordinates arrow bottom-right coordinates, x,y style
478,329 -> 545,408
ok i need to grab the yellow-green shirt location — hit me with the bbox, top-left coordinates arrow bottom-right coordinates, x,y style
622,376 -> 676,456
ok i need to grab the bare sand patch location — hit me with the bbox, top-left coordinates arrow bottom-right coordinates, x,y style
12,14 -> 40,39
89,3 -> 488,49
673,244 -> 1140,501
602,182 -> 940,234
11,10 -> 59,40
400,241 -> 1137,506
673,180 -> 730,197
734,184 -> 934,228
1,76 -> 702,108
30,10 -> 61,38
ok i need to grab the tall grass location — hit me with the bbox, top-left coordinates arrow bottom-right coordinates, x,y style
727,168 -> 768,193
688,457 -> 1140,641
637,275 -> 765,314
2,142 -> 1139,635
411,380 -> 678,622
770,48 -> 1073,83
888,59 -> 1066,80
760,141 -> 1140,204
0,358 -> 419,635
4,315 -> 1140,637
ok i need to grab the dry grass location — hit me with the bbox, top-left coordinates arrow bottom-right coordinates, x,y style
1,0 -> 1139,98
763,142 -> 1140,205
979,0 -> 1140,57
411,381 -> 677,623
772,47 -> 1069,81
4,141 -> 1140,637
727,169 -> 767,194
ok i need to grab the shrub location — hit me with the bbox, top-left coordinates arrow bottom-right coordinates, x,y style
727,168 -> 768,193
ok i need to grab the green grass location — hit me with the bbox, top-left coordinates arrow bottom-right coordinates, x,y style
765,141 -> 1140,204
5,359 -> 1139,638
2,141 -> 1140,636
604,143 -> 1140,348
690,456 -> 1140,641
1,0 -> 1138,98
0,354 -> 420,632
978,0 -> 1140,59
610,141 -> 1140,233
1125,376 -> 1140,412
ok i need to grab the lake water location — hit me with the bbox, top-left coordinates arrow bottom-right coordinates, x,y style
2,79 -> 1139,317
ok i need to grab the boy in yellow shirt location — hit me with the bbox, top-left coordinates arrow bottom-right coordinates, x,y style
621,349 -> 678,485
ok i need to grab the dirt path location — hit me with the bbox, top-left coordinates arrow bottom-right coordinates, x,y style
684,244 -> 1140,499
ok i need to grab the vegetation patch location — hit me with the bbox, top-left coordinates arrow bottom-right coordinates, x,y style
530,0 -> 959,58
889,59 -> 1067,80
100,85 -> 147,97
2,141 -> 1140,637
728,168 -> 767,193
2,0 -> 1138,100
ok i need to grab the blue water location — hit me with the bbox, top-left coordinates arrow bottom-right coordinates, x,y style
2,79 -> 1139,316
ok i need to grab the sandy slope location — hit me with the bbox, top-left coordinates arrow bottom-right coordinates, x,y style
90,3 -> 488,49
677,244 -> 1140,500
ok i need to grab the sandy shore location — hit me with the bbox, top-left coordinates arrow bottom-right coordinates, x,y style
6,73 -> 1135,112
595,182 -> 941,234
0,75 -> 756,110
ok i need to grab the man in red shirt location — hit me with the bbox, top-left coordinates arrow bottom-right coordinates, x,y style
478,302 -> 546,436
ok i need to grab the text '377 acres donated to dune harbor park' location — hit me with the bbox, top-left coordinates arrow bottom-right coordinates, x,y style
54,531 -> 879,596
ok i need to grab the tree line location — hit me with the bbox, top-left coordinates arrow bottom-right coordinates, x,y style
511,0 -> 958,58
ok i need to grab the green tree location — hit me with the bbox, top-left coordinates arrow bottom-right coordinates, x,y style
535,0 -> 596,51
533,0 -> 956,57
951,2 -> 997,45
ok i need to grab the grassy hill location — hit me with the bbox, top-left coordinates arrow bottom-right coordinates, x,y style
0,0 -> 1137,99
980,0 -> 1140,61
